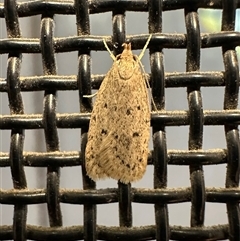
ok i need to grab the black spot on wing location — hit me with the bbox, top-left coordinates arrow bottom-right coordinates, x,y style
101,129 -> 108,135
126,109 -> 131,115
133,132 -> 139,137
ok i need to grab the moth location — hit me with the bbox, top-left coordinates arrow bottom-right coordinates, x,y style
85,36 -> 152,183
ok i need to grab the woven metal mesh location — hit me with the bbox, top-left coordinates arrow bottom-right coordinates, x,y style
1,0 -> 240,240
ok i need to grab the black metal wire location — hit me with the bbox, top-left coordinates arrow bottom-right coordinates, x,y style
0,0 -> 240,240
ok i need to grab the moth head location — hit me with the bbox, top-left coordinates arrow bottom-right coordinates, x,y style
118,43 -> 137,62
122,43 -> 131,51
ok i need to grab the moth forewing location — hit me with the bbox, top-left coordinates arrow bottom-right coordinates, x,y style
85,37 -> 151,183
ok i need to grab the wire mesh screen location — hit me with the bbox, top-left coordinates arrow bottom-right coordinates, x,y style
0,0 -> 240,240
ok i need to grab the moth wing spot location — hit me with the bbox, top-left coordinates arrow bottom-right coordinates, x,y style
133,132 -> 140,137
126,109 -> 131,115
101,129 -> 108,135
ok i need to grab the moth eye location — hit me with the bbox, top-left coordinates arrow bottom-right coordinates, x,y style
133,55 -> 138,61
133,132 -> 139,137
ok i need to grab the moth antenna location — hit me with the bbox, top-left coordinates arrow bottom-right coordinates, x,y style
84,38 -> 115,99
138,60 -> 159,113
137,34 -> 158,112
138,34 -> 152,61
103,38 -> 116,61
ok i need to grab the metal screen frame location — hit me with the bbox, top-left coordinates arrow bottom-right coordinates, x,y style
0,0 -> 240,240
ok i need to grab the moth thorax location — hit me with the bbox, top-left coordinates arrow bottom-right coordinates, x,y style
118,59 -> 136,80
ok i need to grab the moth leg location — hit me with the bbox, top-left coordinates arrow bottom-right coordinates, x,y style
83,92 -> 98,98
